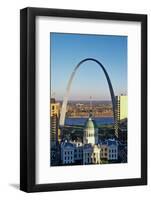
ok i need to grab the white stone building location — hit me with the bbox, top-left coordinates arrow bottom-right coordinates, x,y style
73,141 -> 83,162
83,144 -> 93,165
107,139 -> 118,161
60,113 -> 118,165
91,145 -> 101,164
99,139 -> 118,161
83,144 -> 101,165
100,142 -> 108,160
61,141 -> 75,165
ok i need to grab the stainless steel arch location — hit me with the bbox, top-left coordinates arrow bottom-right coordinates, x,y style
59,58 -> 116,126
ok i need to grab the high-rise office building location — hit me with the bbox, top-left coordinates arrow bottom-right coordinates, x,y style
115,95 -> 128,138
50,98 -> 60,147
50,98 -> 60,165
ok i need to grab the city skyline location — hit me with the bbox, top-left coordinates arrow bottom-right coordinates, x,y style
50,95 -> 128,166
50,33 -> 128,166
50,32 -> 127,101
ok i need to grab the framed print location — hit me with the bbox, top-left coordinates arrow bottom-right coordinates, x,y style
20,7 -> 147,192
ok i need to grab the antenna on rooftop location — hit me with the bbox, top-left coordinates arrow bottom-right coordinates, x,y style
89,96 -> 92,118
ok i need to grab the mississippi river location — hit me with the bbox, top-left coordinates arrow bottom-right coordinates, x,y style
65,117 -> 114,126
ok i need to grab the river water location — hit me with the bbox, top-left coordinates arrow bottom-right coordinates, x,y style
65,117 -> 114,126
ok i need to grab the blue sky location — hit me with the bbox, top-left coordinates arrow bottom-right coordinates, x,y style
50,32 -> 127,101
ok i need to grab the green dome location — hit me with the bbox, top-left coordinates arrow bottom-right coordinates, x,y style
85,117 -> 97,129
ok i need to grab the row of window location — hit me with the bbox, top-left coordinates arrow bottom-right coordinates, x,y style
109,154 -> 117,159
64,156 -> 73,160
75,149 -> 83,153
101,148 -> 117,152
84,157 -> 92,163
64,151 -> 74,155
109,149 -> 117,153
63,149 -> 117,157
101,148 -> 107,152
75,154 -> 82,158
84,157 -> 99,164
101,153 -> 107,157
63,155 -> 118,163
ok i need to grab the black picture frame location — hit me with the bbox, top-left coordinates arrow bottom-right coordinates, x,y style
20,7 -> 147,192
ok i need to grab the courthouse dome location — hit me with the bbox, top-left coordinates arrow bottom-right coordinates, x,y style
85,117 -> 97,129
83,114 -> 98,145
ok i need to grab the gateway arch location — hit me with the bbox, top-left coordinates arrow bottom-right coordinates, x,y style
59,58 -> 116,126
